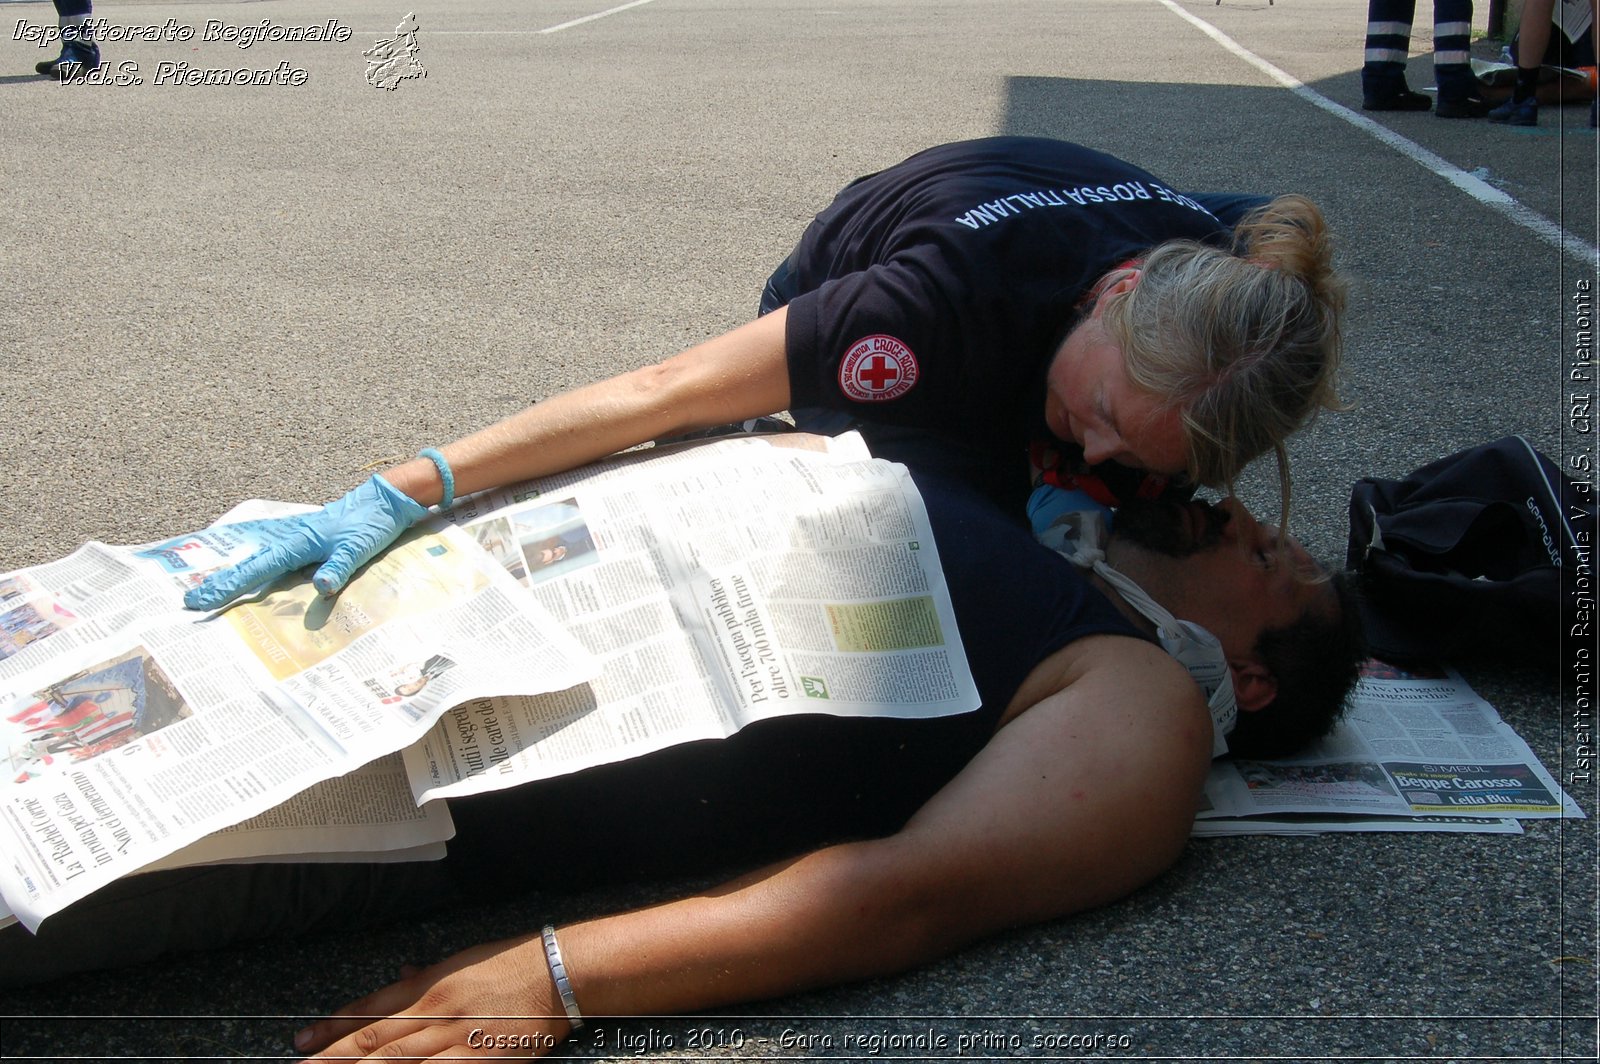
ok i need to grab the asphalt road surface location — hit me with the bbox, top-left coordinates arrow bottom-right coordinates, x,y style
0,0 -> 1595,1059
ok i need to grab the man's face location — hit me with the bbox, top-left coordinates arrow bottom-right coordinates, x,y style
1105,496 -> 1333,662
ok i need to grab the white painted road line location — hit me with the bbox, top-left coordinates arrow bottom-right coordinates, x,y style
1157,0 -> 1599,267
539,0 -> 662,36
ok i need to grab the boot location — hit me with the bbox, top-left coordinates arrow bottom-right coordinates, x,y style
1363,62 -> 1431,111
1434,64 -> 1491,118
35,36 -> 100,79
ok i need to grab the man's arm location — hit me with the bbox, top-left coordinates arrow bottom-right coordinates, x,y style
298,635 -> 1210,1061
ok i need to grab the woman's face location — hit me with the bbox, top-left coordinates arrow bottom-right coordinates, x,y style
1044,285 -> 1187,475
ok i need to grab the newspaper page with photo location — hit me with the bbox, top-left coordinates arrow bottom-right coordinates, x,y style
407,432 -> 982,802
0,513 -> 595,932
0,499 -> 309,691
1197,662 -> 1581,831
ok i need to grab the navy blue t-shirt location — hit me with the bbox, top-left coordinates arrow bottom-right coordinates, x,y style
783,138 -> 1227,467
448,465 -> 1144,887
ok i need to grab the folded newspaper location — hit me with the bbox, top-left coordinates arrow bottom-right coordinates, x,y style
0,433 -> 981,932
1196,661 -> 1583,836
0,501 -> 599,931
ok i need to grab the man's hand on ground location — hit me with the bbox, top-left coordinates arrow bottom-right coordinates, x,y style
296,934 -> 567,1061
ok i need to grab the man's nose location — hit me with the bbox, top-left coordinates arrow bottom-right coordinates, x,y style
1217,497 -> 1255,539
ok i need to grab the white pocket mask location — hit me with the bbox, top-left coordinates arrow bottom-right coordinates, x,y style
1089,563 -> 1238,758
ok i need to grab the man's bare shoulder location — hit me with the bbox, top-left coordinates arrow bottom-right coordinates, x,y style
992,633 -> 1213,831
1002,631 -> 1210,744
896,634 -> 1211,929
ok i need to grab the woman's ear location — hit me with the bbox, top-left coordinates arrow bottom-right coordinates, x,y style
1088,268 -> 1142,317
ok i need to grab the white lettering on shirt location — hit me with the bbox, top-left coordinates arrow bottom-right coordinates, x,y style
953,181 -> 1214,229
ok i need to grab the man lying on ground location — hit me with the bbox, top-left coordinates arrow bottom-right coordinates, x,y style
0,443 -> 1363,1063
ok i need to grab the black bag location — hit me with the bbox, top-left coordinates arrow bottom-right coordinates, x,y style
1346,436 -> 1594,663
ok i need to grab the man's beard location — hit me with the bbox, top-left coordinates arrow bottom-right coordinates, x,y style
1114,498 -> 1229,558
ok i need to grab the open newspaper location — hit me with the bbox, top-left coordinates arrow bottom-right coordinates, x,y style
1196,662 -> 1581,835
0,432 -> 979,929
406,432 -> 982,801
0,510 -> 595,931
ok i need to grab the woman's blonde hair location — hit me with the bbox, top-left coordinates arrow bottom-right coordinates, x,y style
1095,194 -> 1348,531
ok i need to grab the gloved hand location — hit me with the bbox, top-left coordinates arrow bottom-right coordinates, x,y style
183,474 -> 429,611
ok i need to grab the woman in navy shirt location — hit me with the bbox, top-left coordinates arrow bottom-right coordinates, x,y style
185,137 -> 1347,611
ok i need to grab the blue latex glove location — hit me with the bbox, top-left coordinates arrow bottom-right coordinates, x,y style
1026,483 -> 1114,538
1027,483 -> 1115,568
183,474 -> 429,611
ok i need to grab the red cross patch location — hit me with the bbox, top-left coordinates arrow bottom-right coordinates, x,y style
838,335 -> 919,402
